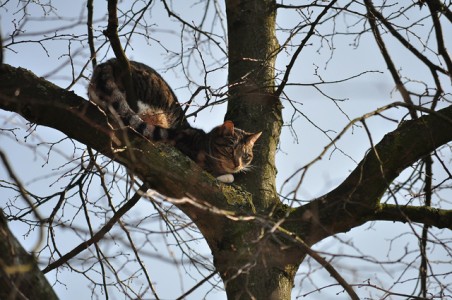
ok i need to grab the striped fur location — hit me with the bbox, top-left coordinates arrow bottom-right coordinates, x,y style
88,59 -> 188,141
88,59 -> 261,182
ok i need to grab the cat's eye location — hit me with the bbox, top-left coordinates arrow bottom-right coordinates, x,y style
243,152 -> 251,161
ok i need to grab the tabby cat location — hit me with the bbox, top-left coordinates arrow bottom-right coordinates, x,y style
88,58 -> 261,183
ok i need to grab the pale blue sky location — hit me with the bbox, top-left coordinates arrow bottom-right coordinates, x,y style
1,1 -> 451,299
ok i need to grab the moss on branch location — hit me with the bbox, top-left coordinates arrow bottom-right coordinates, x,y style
373,204 -> 452,230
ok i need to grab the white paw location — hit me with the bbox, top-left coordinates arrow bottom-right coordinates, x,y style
216,174 -> 234,183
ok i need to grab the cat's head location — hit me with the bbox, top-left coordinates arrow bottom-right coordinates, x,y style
206,121 -> 262,176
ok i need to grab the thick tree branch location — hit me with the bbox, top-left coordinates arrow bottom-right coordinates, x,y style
287,104 -> 452,244
372,204 -> 452,230
0,64 -> 253,242
0,210 -> 58,300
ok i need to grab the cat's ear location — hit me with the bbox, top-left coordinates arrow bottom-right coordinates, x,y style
246,132 -> 262,146
220,120 -> 235,136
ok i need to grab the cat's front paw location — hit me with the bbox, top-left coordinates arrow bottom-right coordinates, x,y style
216,174 -> 234,183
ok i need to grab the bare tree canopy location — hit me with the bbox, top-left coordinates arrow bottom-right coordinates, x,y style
1,1 -> 452,299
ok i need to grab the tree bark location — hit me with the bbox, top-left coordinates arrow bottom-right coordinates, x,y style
0,210 -> 58,300
0,65 -> 251,211
221,1 -> 299,299
2,48 -> 452,300
0,63 -> 299,299
286,105 -> 452,245
212,221 -> 304,300
226,0 -> 282,211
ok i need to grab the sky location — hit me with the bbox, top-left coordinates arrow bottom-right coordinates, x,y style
1,1 -> 451,299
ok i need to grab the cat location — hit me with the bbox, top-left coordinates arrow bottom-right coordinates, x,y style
88,58 -> 261,183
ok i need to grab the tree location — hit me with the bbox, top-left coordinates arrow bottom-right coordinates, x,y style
1,0 -> 451,299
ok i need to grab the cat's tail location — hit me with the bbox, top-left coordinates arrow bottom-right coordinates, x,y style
88,60 -> 171,142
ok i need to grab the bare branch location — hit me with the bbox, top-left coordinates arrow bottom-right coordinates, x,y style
420,155 -> 433,298
103,0 -> 137,106
161,0 -> 227,56
42,184 -> 147,274
426,1 -> 452,77
175,271 -> 217,300
0,151 -> 45,254
288,103 -> 452,244
372,204 -> 452,230
274,0 -> 337,97
86,0 -> 97,67
364,0 -> 417,119
0,64 -> 250,210
365,2 -> 449,76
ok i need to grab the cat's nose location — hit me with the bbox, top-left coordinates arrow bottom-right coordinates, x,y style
234,159 -> 241,168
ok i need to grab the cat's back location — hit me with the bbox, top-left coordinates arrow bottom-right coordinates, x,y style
89,58 -> 189,129
128,61 -> 179,112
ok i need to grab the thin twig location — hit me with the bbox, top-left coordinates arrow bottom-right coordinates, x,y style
274,0 -> 337,97
175,271 -> 217,300
87,0 -> 97,68
42,183 -> 148,274
0,151 -> 45,255
364,0 -> 417,119
427,1 -> 452,77
420,155 -> 433,298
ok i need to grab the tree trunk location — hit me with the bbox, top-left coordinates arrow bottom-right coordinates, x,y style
216,1 -> 300,299
225,0 -> 282,210
210,218 -> 304,300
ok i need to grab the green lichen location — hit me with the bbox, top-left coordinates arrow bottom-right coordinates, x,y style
220,183 -> 255,213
